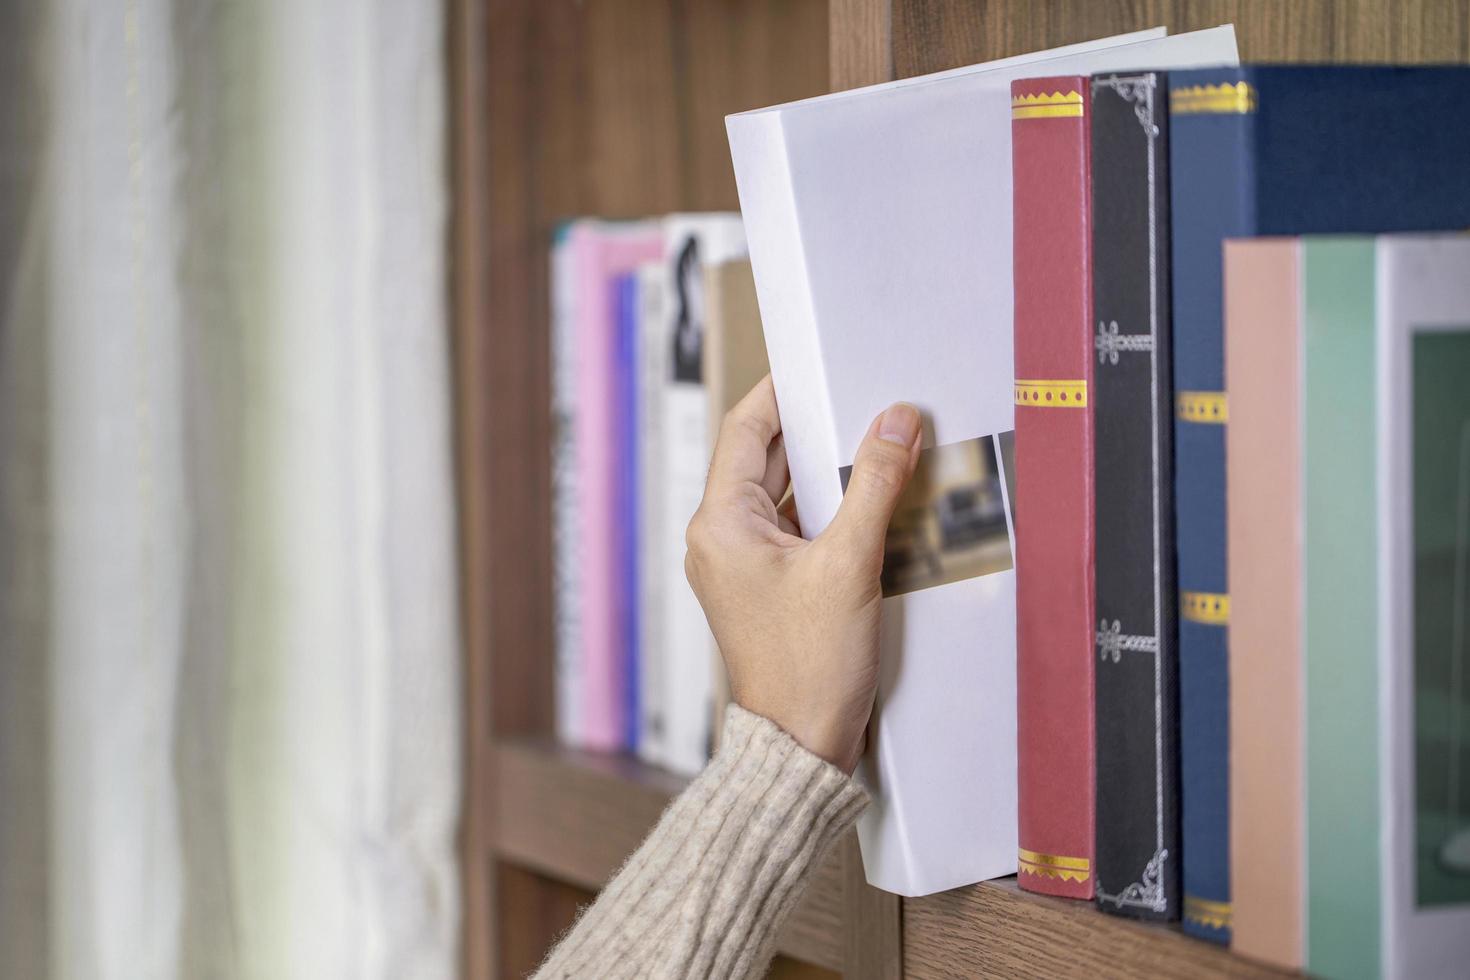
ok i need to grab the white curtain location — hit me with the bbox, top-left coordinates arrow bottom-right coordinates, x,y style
0,1 -> 461,977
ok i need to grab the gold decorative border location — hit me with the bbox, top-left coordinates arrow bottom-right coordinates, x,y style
1183,894 -> 1233,930
1176,390 -> 1228,424
1181,591 -> 1230,626
1019,848 -> 1091,883
1012,90 -> 1085,120
1172,81 -> 1257,115
1015,379 -> 1088,408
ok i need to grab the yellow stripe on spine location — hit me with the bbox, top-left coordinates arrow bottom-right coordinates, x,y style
1183,894 -> 1233,930
1172,82 -> 1257,115
1176,390 -> 1228,424
1018,848 -> 1091,871
1181,591 -> 1230,626
1019,849 -> 1091,883
1015,379 -> 1087,408
1011,90 -> 1084,120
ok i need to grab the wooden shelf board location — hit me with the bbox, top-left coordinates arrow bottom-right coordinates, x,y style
488,736 -> 846,972
905,877 -> 1292,979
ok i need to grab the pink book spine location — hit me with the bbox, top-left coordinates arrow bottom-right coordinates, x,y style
574,225 -> 663,752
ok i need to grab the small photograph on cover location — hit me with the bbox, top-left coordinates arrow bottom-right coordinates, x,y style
1413,328 -> 1470,907
841,433 -> 1014,597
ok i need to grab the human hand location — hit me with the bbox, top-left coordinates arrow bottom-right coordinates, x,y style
684,376 -> 922,774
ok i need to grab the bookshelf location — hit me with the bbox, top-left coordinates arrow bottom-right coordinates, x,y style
450,2 -> 1469,977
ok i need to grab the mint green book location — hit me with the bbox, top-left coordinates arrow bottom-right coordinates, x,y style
1296,235 -> 1470,979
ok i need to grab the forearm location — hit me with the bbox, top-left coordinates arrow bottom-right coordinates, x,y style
533,704 -> 869,980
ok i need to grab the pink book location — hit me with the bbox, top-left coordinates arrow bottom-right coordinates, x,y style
572,221 -> 663,752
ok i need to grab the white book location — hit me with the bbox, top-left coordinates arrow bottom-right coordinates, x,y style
658,212 -> 747,776
636,261 -> 672,767
726,26 -> 1239,896
550,224 -> 583,748
1379,236 -> 1470,979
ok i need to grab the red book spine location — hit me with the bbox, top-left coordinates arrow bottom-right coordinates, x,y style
1010,75 -> 1096,900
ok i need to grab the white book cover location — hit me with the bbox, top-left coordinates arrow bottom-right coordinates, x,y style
726,25 -> 1239,895
550,223 -> 582,747
659,212 -> 747,776
636,261 -> 673,767
1379,236 -> 1470,979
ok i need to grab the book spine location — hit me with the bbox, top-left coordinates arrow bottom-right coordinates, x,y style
636,264 -> 669,767
576,238 -> 623,752
1011,75 -> 1096,901
1302,240 -> 1381,980
551,226 -> 584,748
615,273 -> 642,752
1168,67 -> 1257,942
577,229 -> 663,753
1224,240 -> 1305,968
1089,72 -> 1182,921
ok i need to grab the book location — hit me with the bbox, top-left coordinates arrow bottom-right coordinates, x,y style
1088,71 -> 1182,921
1168,65 -> 1470,942
1010,73 -> 1096,902
635,261 -> 672,767
1375,236 -> 1470,980
551,223 -> 583,748
614,271 -> 643,751
702,258 -> 768,750
726,25 -> 1238,896
568,220 -> 663,752
1223,238 -> 1304,967
657,213 -> 746,776
1286,236 -> 1470,979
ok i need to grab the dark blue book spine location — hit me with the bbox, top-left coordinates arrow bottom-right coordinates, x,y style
1167,69 -> 1256,944
615,272 -> 642,752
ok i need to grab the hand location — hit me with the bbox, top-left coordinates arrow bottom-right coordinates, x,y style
684,376 -> 922,774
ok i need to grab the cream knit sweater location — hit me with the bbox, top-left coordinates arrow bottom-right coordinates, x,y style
533,704 -> 871,979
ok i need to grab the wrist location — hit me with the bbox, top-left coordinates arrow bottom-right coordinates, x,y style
736,695 -> 861,774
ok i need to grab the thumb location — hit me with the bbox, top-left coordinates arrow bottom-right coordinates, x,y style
822,403 -> 923,563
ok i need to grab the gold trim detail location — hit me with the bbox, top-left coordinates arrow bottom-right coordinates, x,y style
1015,379 -> 1088,408
1176,390 -> 1228,424
1172,81 -> 1257,115
1011,90 -> 1084,119
1019,848 -> 1091,883
1183,894 -> 1233,930
1181,591 -> 1230,626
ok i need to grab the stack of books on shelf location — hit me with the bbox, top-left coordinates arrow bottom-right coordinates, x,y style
551,213 -> 765,778
552,23 -> 1470,979
1002,63 -> 1470,979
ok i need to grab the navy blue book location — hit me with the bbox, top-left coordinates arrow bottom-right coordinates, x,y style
1169,65 -> 1470,944
614,272 -> 642,751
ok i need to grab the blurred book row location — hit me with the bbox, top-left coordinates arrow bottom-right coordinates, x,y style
551,214 -> 762,778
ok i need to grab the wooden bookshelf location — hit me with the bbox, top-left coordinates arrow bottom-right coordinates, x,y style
450,2 -> 1469,977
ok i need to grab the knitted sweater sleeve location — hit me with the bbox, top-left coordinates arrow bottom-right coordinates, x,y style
531,704 -> 871,980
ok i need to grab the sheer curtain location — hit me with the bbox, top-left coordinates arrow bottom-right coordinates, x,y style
0,1 -> 461,977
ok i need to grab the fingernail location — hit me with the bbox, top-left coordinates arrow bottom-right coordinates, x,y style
877,403 -> 921,446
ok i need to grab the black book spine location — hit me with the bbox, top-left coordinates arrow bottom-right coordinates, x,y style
1089,72 -> 1183,922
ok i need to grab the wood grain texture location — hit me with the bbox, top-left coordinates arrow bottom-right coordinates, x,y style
449,0 -> 495,975
886,0 -> 1470,77
495,863 -> 593,979
830,0 -> 893,89
842,834 -> 903,979
904,879 -> 1291,979
489,736 -> 848,972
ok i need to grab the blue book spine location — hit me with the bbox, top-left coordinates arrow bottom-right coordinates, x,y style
1168,68 -> 1256,944
615,272 -> 642,752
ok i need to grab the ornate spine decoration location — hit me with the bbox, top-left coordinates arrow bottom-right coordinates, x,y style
1011,90 -> 1085,120
1171,81 -> 1257,115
